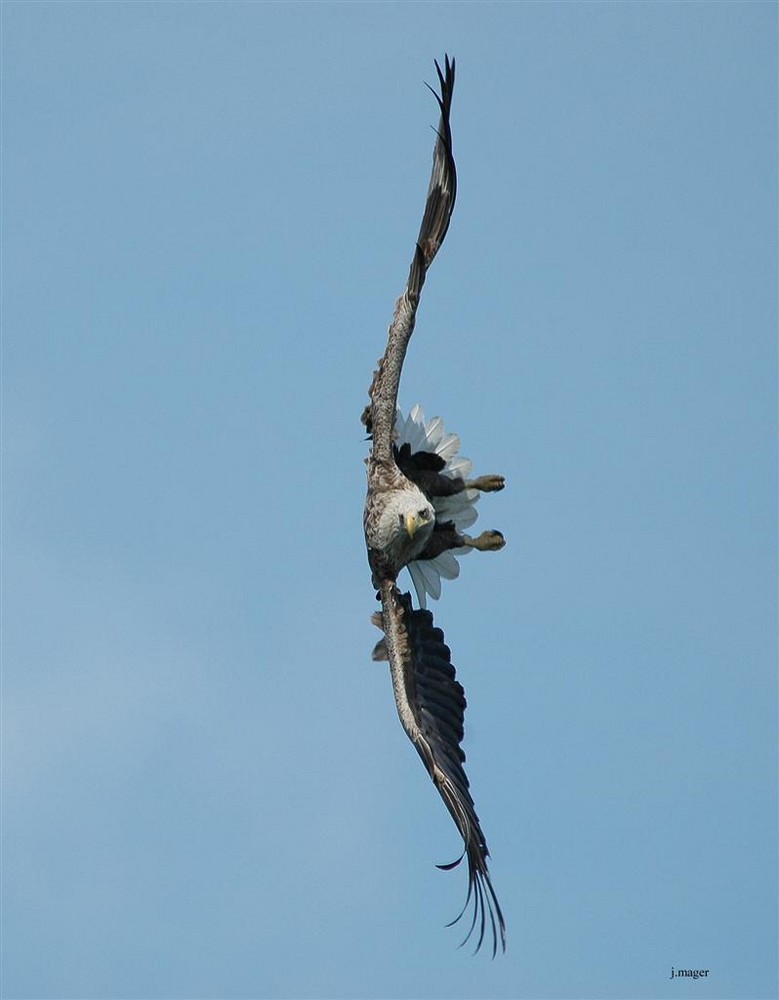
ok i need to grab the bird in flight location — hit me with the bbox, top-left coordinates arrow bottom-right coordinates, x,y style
362,56 -> 507,957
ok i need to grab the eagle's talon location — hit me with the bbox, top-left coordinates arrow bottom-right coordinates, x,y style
467,474 -> 505,493
464,529 -> 505,552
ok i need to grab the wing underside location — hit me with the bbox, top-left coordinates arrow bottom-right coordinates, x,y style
375,582 -> 506,956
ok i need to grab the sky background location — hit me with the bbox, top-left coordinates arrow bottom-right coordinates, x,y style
2,3 -> 776,999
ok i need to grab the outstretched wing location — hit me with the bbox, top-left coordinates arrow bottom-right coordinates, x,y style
375,582 -> 506,956
367,56 -> 457,465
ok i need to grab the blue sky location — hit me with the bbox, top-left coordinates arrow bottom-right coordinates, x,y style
3,3 -> 776,998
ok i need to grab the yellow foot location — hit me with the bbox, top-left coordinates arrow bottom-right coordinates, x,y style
464,529 -> 506,551
466,474 -> 505,493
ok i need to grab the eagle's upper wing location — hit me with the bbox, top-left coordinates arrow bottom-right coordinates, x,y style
367,56 -> 457,465
375,581 -> 506,956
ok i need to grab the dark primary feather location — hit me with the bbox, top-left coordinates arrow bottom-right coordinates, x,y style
365,55 -> 457,464
415,57 -> 458,273
376,584 -> 506,957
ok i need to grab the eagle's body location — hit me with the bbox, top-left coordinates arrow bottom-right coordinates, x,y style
362,57 -> 507,957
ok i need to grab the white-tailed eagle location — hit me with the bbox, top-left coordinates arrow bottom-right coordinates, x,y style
362,56 -> 506,957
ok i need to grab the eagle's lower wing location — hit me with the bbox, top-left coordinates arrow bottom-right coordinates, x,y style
367,56 -> 457,465
375,581 -> 506,956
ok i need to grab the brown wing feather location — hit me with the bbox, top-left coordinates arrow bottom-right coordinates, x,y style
366,56 -> 457,464
377,581 -> 506,957
415,58 -> 458,270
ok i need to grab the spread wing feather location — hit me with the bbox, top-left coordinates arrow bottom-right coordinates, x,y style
367,56 -> 457,465
376,582 -> 506,957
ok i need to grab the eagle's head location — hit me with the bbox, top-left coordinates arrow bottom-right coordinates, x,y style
376,483 -> 435,571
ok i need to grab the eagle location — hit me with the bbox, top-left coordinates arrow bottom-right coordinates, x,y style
362,56 -> 507,957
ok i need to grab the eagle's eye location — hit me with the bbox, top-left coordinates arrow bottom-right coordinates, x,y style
419,508 -> 431,520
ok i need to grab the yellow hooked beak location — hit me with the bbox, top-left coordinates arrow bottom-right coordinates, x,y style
405,512 -> 419,538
